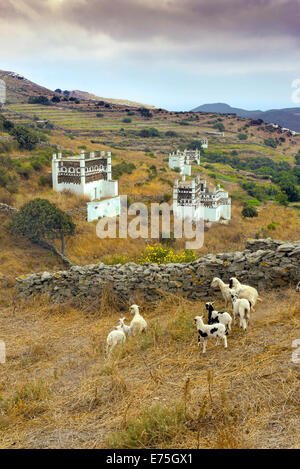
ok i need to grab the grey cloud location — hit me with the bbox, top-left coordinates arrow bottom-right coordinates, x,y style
1,0 -> 300,73
59,0 -> 300,42
1,0 -> 300,42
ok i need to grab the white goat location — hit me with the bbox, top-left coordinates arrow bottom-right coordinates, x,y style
194,315 -> 227,354
118,317 -> 132,336
106,326 -> 126,356
230,290 -> 251,332
211,277 -> 232,308
205,301 -> 232,334
129,304 -> 147,336
229,277 -> 261,311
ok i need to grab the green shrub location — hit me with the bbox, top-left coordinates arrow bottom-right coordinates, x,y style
28,95 -> 50,105
264,138 -> 277,148
275,192 -> 289,206
11,125 -> 39,150
109,403 -> 185,449
139,107 -> 152,118
112,161 -> 136,179
38,174 -> 52,187
187,140 -> 204,150
247,198 -> 261,207
165,130 -> 177,137
139,128 -> 160,138
242,206 -> 258,218
0,168 -> 9,187
213,122 -> 225,132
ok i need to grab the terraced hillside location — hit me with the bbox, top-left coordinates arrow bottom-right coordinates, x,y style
3,101 -> 300,159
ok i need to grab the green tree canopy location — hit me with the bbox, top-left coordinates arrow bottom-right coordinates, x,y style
11,198 -> 75,254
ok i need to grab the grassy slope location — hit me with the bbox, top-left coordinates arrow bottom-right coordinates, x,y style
1,104 -> 299,269
0,289 -> 299,449
0,101 -> 299,449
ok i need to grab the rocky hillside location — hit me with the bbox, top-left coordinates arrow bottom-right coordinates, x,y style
0,70 -> 58,104
0,70 -> 154,108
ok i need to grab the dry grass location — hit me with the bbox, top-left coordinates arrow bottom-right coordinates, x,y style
1,194 -> 299,279
1,105 -> 300,448
0,286 -> 299,449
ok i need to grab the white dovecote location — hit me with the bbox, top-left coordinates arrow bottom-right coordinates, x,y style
173,175 -> 231,222
52,150 -> 118,201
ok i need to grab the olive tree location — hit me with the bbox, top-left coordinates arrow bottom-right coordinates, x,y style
11,198 -> 75,255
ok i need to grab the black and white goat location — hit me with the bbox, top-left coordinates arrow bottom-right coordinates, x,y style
194,315 -> 228,354
205,302 -> 232,334
230,290 -> 251,332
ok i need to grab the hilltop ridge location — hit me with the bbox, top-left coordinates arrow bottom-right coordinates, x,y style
191,102 -> 300,132
0,70 -> 155,108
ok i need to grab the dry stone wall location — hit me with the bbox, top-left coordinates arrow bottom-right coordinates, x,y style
16,238 -> 300,303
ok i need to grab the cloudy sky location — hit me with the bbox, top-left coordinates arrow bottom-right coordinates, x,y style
1,0 -> 300,110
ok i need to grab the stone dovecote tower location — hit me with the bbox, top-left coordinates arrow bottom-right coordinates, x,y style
173,176 -> 231,222
168,148 -> 202,176
52,150 -> 118,201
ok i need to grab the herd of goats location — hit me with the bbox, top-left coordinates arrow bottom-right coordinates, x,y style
105,276 -> 262,356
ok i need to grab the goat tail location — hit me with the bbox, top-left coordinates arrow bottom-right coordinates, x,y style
257,297 -> 262,302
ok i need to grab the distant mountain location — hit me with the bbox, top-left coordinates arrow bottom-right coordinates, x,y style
191,102 -> 300,132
